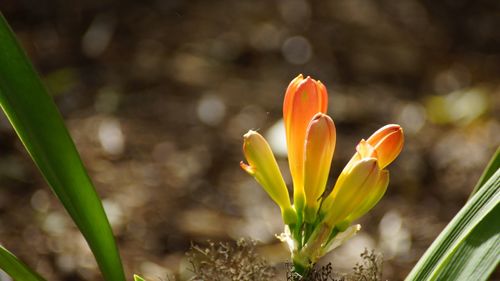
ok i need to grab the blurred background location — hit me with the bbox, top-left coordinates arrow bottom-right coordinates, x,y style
0,0 -> 499,280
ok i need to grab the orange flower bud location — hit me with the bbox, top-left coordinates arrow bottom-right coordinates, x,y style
303,113 -> 336,223
366,124 -> 404,168
283,74 -> 328,213
321,124 -> 403,227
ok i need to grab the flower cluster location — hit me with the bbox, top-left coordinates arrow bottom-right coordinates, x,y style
240,75 -> 404,274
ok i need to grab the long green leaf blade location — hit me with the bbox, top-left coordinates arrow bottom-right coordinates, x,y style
0,12 -> 126,281
437,204 -> 499,280
470,147 -> 500,197
405,168 -> 500,281
0,245 -> 46,281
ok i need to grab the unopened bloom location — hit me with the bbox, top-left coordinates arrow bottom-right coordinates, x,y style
365,124 -> 404,169
321,125 -> 404,228
321,158 -> 382,227
303,113 -> 336,223
283,75 -> 328,214
240,130 -> 296,225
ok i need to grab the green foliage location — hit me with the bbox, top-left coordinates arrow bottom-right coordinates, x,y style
470,147 -> 500,197
0,246 -> 46,281
134,274 -> 147,281
0,12 -> 125,281
405,149 -> 500,281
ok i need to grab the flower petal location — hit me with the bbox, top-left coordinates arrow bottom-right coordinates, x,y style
283,74 -> 304,120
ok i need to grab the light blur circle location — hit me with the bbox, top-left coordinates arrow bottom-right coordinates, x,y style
282,36 -> 313,65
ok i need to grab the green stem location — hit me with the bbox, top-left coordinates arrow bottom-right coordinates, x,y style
303,222 -> 315,245
326,227 -> 340,245
293,211 -> 304,249
292,260 -> 309,277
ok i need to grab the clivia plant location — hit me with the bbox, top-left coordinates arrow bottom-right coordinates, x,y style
240,75 -> 404,275
0,11 -> 498,281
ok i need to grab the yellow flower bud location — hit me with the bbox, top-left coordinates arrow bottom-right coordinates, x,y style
345,169 -> 389,223
240,130 -> 296,225
321,158 -> 381,227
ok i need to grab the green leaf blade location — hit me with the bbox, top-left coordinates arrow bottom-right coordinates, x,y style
405,167 -> 500,281
0,246 -> 47,281
437,205 -> 500,280
470,147 -> 500,197
0,12 -> 126,281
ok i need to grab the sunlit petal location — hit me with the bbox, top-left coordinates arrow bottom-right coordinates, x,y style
322,158 -> 380,227
366,124 -> 404,168
241,130 -> 296,224
346,169 -> 389,223
303,113 -> 336,222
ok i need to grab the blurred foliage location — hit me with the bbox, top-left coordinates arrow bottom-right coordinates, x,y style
133,274 -> 146,281
425,87 -> 489,125
0,245 -> 46,281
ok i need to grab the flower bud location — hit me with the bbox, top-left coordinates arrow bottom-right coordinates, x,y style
240,130 -> 296,224
303,113 -> 336,223
320,124 -> 403,227
321,158 -> 381,227
366,124 -> 404,168
345,169 -> 389,223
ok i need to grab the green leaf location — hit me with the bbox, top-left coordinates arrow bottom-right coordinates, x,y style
134,274 -> 147,281
470,147 -> 500,197
0,245 -> 46,281
0,12 -> 126,281
436,204 -> 499,280
405,167 -> 500,281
